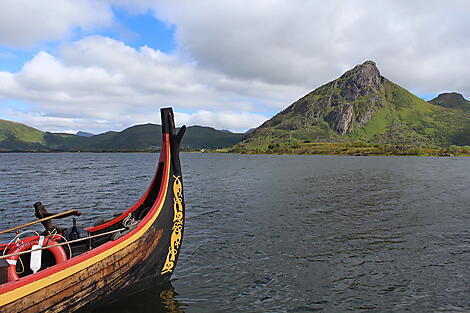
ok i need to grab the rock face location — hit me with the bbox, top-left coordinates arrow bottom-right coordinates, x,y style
336,60 -> 382,101
324,60 -> 383,134
326,104 -> 354,134
256,60 -> 385,135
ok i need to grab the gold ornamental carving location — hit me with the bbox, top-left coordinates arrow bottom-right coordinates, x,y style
161,175 -> 183,274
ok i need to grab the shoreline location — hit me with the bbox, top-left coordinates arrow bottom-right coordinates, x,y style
1,143 -> 470,157
224,142 -> 470,157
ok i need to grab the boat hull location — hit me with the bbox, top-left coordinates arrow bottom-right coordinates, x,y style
0,108 -> 185,313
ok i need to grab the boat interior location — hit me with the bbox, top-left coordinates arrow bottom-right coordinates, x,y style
0,160 -> 164,285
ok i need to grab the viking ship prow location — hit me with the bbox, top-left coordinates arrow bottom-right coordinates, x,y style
0,108 -> 186,312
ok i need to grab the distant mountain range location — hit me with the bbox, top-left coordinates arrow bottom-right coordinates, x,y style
0,121 -> 244,152
2,61 -> 469,153
76,131 -> 95,137
236,60 -> 470,151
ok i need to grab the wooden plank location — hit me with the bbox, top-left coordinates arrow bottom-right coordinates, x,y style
1,229 -> 163,313
38,229 -> 163,313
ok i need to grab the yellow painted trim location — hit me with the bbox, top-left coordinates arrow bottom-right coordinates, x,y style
0,151 -> 171,306
160,175 -> 183,274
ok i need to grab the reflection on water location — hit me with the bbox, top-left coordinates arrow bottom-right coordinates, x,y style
92,282 -> 186,313
160,287 -> 186,313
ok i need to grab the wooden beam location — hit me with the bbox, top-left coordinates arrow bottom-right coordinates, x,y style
0,210 -> 80,235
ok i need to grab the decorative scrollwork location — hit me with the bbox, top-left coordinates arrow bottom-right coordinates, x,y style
161,175 -> 184,274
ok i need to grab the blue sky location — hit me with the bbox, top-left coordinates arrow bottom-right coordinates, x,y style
0,1 -> 468,134
0,7 -> 176,73
101,8 -> 177,53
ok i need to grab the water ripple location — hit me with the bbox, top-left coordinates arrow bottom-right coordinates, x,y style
0,153 -> 469,312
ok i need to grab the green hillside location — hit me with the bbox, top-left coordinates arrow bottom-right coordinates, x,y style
181,126 -> 245,149
234,61 -> 470,152
0,121 -> 244,152
0,119 -> 44,142
352,80 -> 470,145
429,92 -> 470,112
0,119 -> 47,151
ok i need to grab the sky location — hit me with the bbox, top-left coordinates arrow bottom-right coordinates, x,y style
0,0 -> 469,134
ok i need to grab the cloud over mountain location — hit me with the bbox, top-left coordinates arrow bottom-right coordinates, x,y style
152,0 -> 470,94
0,1 -> 469,132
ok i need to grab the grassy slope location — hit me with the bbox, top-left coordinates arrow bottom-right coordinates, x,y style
376,80 -> 469,146
0,119 -> 47,151
182,126 -> 244,149
93,124 -> 162,151
0,121 -> 244,152
237,79 -> 470,153
350,80 -> 441,145
430,93 -> 470,112
0,119 -> 44,143
79,124 -> 244,151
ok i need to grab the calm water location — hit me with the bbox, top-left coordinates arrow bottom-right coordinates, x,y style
0,153 -> 469,312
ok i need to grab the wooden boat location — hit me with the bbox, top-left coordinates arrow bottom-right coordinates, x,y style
0,108 -> 186,312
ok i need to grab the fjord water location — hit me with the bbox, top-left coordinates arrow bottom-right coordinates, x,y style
0,153 -> 469,312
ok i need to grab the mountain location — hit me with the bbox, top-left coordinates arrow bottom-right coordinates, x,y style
238,60 -> 470,149
0,119 -> 46,150
76,131 -> 95,137
0,121 -> 244,152
429,92 -> 470,112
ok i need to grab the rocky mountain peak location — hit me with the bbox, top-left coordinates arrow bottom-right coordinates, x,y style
334,60 -> 382,101
323,60 -> 384,134
256,60 -> 388,136
242,61 -> 470,149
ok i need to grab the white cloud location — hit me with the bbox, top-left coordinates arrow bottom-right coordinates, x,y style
151,0 -> 470,96
1,1 -> 469,133
1,110 -> 108,134
0,0 -> 113,47
0,36 -> 298,132
175,111 -> 267,131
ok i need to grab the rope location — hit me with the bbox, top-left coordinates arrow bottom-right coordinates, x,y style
51,233 -> 73,260
2,230 -> 41,274
2,230 -> 41,257
123,214 -> 139,229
